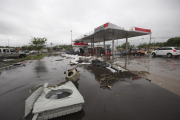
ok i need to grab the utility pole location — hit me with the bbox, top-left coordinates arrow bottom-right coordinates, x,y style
148,33 -> 151,52
7,39 -> 9,48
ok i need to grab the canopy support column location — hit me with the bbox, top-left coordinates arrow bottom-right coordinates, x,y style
91,39 -> 92,48
126,33 -> 128,54
148,33 -> 151,52
112,30 -> 115,60
103,36 -> 105,51
112,38 -> 114,60
90,39 -> 92,56
93,37 -> 94,56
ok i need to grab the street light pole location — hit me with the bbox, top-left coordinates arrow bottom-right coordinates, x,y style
142,38 -> 144,44
71,30 -> 72,48
7,39 -> 9,47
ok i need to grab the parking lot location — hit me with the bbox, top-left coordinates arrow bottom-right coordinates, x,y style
0,55 -> 180,120
116,55 -> 180,96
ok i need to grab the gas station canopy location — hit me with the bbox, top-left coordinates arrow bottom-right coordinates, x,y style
74,22 -> 151,43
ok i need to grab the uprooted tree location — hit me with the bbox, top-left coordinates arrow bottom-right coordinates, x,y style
30,37 -> 47,54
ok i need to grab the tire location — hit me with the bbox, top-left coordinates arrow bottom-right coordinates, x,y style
138,52 -> 141,55
167,53 -> 172,58
152,52 -> 156,57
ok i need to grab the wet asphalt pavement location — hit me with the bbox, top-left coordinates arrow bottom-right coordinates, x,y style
0,55 -> 180,120
115,55 -> 180,96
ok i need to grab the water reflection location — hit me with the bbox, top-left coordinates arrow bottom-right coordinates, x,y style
124,56 -> 132,69
85,65 -> 137,88
35,60 -> 48,73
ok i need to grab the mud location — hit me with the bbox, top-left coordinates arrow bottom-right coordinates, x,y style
0,55 -> 180,120
84,65 -> 136,89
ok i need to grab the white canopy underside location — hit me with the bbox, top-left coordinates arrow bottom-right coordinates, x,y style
74,28 -> 150,43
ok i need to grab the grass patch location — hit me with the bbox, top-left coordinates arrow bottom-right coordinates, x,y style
12,53 -> 47,62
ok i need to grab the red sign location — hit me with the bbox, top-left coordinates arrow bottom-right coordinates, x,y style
94,22 -> 109,32
135,27 -> 151,33
104,22 -> 108,28
74,43 -> 88,46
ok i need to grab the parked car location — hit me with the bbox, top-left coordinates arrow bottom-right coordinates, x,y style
29,50 -> 38,54
24,50 -> 30,55
0,48 -> 26,58
29,50 -> 34,54
151,47 -> 180,58
132,49 -> 147,55
42,49 -> 48,53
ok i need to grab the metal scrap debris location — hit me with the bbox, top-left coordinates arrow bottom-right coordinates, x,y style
64,67 -> 79,82
99,74 -> 120,90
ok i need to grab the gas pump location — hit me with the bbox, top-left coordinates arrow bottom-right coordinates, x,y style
88,48 -> 93,56
106,48 -> 111,59
106,48 -> 111,56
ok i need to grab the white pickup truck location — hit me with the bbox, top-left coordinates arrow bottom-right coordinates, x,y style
0,48 -> 26,58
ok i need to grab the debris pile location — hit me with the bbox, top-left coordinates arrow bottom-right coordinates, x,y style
132,70 -> 150,75
92,59 -> 109,68
13,62 -> 22,66
55,59 -> 64,61
99,74 -> 119,90
64,68 -> 79,82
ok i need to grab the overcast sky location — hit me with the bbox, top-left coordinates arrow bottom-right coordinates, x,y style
0,0 -> 180,47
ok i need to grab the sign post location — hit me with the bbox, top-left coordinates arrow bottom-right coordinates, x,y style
50,43 -> 53,48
